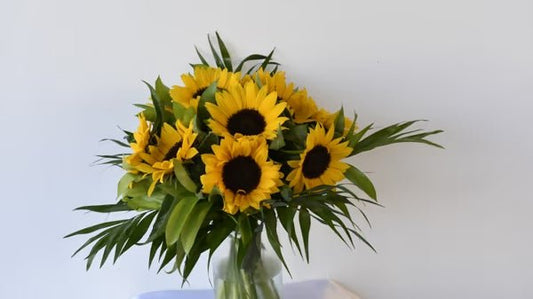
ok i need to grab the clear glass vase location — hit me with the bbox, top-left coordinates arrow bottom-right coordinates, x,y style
213,235 -> 283,299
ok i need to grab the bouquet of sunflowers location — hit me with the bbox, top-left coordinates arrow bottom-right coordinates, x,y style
67,34 -> 442,299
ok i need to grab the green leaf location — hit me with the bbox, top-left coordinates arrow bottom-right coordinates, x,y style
85,234 -> 110,270
148,237 -> 164,268
348,123 -> 372,149
215,32 -> 232,71
155,76 -> 172,107
100,217 -> 139,268
197,133 -> 218,154
333,107 -> 345,137
269,126 -> 286,150
235,54 -> 270,72
173,161 -> 197,193
299,208 -> 311,263
165,196 -> 200,245
181,201 -> 212,254
144,195 -> 176,244
350,120 -> 443,155
264,209 -> 291,275
277,206 -> 302,257
172,102 -> 196,125
142,81 -> 164,135
100,138 -> 129,148
195,46 -> 209,66
196,81 -> 218,132
117,173 -> 137,197
123,212 -> 156,251
70,227 -> 115,258
74,201 -> 132,213
207,34 -> 224,68
64,220 -> 126,238
259,49 -> 275,71
344,165 -> 377,200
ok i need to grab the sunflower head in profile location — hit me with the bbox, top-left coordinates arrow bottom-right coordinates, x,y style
255,69 -> 318,124
132,121 -> 198,195
205,81 -> 288,140
313,108 -> 357,135
125,114 -> 151,172
255,68 -> 296,102
285,89 -> 319,124
169,66 -> 240,111
200,137 -> 283,214
287,124 -> 352,193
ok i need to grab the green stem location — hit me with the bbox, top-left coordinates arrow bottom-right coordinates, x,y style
216,233 -> 281,299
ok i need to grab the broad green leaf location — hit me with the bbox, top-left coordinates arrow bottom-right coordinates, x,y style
173,102 -> 196,125
144,195 -> 176,244
165,196 -> 200,245
181,201 -> 212,254
155,76 -> 172,107
134,104 -> 156,122
117,173 -> 137,197
269,126 -> 285,150
173,161 -> 197,193
196,81 -> 218,132
344,165 -> 377,200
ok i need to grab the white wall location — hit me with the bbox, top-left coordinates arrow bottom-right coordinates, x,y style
1,0 -> 532,298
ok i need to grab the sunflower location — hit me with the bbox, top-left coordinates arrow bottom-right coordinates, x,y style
254,69 -> 318,124
125,114 -> 151,172
169,66 -> 241,110
287,124 -> 352,193
205,81 -> 288,140
133,121 -> 198,195
285,89 -> 319,124
200,137 -> 283,214
313,108 -> 356,135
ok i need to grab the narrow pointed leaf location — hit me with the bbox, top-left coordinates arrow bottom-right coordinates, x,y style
215,32 -> 232,71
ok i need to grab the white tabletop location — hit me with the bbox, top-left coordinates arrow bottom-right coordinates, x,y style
133,279 -> 361,299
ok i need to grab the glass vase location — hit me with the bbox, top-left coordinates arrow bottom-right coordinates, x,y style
213,235 -> 282,299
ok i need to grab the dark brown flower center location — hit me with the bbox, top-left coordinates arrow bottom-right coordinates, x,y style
302,145 -> 331,179
227,109 -> 266,136
163,142 -> 182,161
192,87 -> 207,99
222,156 -> 262,194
